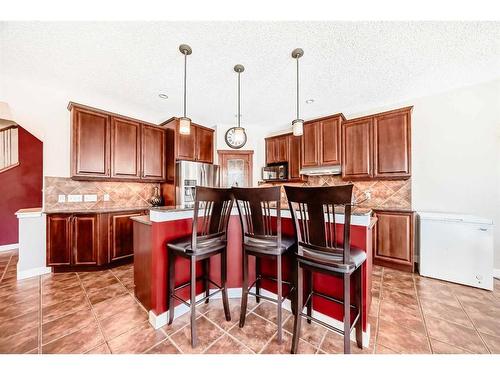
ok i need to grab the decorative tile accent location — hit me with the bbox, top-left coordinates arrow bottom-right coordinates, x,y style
259,175 -> 411,210
44,176 -> 159,211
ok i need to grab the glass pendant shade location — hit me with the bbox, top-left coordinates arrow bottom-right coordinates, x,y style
292,118 -> 304,136
233,127 -> 245,143
179,117 -> 191,135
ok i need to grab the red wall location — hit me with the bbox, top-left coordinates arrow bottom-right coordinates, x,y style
0,126 -> 43,246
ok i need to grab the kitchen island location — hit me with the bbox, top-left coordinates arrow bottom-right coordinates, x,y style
132,205 -> 376,345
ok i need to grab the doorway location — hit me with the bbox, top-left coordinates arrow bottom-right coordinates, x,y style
217,150 -> 253,187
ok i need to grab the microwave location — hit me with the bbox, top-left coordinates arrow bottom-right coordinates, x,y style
262,164 -> 288,181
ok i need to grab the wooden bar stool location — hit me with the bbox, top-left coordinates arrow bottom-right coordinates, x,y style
167,186 -> 233,348
232,186 -> 296,344
284,184 -> 365,354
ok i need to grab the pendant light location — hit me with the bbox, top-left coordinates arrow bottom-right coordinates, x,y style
291,48 -> 304,136
233,64 -> 246,144
179,44 -> 192,135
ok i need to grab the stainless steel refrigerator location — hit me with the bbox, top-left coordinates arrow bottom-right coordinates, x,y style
175,161 -> 220,206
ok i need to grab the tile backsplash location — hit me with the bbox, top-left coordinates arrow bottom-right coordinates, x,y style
44,177 -> 159,211
260,175 -> 411,210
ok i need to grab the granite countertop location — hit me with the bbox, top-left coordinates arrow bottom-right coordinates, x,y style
130,215 -> 152,225
43,206 -> 151,214
149,204 -> 196,213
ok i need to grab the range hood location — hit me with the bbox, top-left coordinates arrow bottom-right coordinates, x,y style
300,165 -> 342,176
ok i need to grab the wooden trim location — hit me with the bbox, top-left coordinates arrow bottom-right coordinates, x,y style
67,102 -> 159,128
158,116 -> 215,132
217,149 -> 254,155
304,112 -> 346,124
0,162 -> 20,174
0,125 -> 18,133
344,106 -> 414,123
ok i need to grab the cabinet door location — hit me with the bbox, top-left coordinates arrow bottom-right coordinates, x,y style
176,122 -> 196,161
47,215 -> 72,266
141,125 -> 166,180
301,121 -> 320,167
288,134 -> 302,180
72,215 -> 98,265
373,109 -> 411,178
265,138 -> 276,165
275,136 -> 288,163
342,118 -> 372,179
111,117 -> 141,179
374,211 -> 414,272
195,126 -> 214,163
72,108 -> 110,178
110,212 -> 141,262
320,117 -> 341,165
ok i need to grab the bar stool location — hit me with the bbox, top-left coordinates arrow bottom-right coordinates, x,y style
232,186 -> 296,344
167,186 -> 233,348
284,184 -> 365,354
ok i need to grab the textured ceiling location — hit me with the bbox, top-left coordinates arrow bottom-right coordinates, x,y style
1,21 -> 499,129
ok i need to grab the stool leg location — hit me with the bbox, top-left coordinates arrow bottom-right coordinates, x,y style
291,263 -> 303,354
204,258 -> 210,304
190,257 -> 198,348
290,253 -> 297,316
355,266 -> 363,349
276,254 -> 283,344
306,270 -> 313,324
239,251 -> 249,328
167,250 -> 175,325
255,257 -> 261,303
343,273 -> 351,354
221,249 -> 231,321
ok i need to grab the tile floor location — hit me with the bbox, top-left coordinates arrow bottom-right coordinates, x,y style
1,249 -> 499,354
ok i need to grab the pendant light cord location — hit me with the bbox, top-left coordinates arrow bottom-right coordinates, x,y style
237,71 -> 241,128
183,52 -> 187,118
296,56 -> 300,120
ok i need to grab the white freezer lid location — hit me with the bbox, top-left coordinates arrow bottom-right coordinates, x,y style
417,211 -> 493,225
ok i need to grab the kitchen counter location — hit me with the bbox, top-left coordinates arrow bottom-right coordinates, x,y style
130,215 -> 152,226
43,206 -> 150,214
150,204 -> 373,226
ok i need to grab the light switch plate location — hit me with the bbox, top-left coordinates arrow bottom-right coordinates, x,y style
84,194 -> 98,202
67,194 -> 83,203
103,194 -> 110,201
58,195 -> 66,203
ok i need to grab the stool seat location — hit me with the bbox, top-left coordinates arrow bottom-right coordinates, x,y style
168,235 -> 227,255
298,246 -> 366,273
244,234 -> 295,255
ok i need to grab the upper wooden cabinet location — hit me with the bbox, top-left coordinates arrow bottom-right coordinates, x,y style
342,117 -> 373,179
69,103 -> 166,182
265,135 -> 289,165
301,114 -> 343,168
141,125 -> 166,180
195,126 -> 214,164
288,134 -> 302,180
373,108 -> 411,178
161,118 -> 214,164
71,107 -> 111,178
111,117 -> 141,179
342,107 -> 412,180
373,210 -> 415,272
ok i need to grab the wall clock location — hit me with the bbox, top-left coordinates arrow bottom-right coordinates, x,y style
224,127 -> 247,149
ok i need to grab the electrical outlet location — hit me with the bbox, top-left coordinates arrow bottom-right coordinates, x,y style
67,194 -> 83,203
103,194 -> 110,202
365,190 -> 372,200
84,194 -> 97,202
58,195 -> 66,203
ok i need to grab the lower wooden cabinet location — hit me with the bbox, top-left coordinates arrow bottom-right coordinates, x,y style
46,210 -> 145,269
373,210 -> 415,272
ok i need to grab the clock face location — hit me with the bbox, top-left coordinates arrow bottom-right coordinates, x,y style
224,127 -> 247,149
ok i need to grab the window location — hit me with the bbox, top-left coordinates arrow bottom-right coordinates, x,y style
0,125 -> 19,172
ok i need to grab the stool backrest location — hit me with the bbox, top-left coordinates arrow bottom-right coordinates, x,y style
232,186 -> 282,249
192,186 -> 234,251
284,185 -> 354,263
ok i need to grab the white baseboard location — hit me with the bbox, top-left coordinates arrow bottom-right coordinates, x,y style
17,266 -> 51,280
493,269 -> 500,280
0,243 -> 18,252
148,286 -> 371,348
